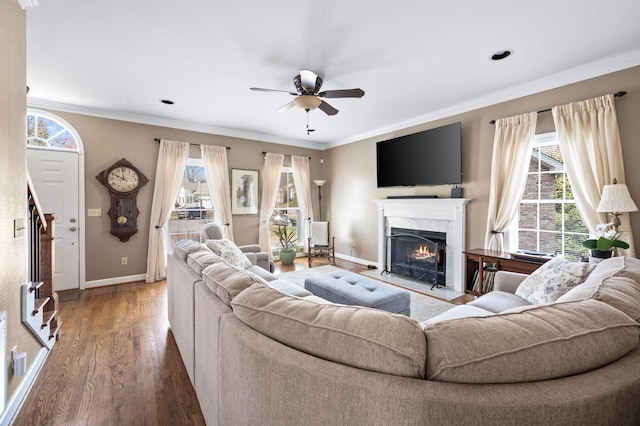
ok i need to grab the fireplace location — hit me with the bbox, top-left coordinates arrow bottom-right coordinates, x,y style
388,228 -> 446,288
374,198 -> 469,293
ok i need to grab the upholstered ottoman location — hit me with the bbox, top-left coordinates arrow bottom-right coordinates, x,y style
304,271 -> 411,315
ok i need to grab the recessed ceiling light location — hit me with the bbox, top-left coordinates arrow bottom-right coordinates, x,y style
490,49 -> 513,61
160,99 -> 174,105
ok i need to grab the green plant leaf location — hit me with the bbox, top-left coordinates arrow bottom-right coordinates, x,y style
596,237 -> 613,251
611,239 -> 630,249
582,239 -> 598,249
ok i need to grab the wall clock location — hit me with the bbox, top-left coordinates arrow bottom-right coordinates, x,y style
96,158 -> 149,242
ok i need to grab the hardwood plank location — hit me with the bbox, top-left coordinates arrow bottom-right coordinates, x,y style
12,280 -> 205,425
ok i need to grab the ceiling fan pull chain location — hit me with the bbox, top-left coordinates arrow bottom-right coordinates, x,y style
305,109 -> 314,135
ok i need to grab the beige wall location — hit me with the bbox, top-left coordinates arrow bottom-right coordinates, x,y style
326,66 -> 640,264
0,0 -> 42,406
40,112 -> 323,281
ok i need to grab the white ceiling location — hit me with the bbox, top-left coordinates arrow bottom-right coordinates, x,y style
26,0 -> 640,150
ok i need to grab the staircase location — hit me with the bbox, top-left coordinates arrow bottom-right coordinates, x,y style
21,282 -> 61,349
22,174 -> 61,350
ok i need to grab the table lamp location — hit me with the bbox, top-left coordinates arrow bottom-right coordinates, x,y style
596,178 -> 638,232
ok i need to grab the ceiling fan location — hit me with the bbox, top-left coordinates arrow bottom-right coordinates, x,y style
250,69 -> 365,116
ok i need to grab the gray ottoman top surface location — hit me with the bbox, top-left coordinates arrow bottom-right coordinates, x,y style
304,271 -> 410,314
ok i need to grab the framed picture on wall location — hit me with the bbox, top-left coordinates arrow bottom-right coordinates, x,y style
231,169 -> 259,215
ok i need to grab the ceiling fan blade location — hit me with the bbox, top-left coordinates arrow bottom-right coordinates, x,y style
318,88 -> 365,98
299,69 -> 320,92
250,87 -> 297,95
318,100 -> 339,116
276,101 -> 296,112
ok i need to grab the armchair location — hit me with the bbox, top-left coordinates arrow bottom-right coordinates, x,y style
307,220 -> 335,267
202,223 -> 275,273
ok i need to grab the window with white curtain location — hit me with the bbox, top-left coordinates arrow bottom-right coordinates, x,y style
269,166 -> 304,252
510,133 -> 589,261
169,158 -> 215,245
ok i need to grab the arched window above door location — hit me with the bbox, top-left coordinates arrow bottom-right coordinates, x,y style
27,110 -> 79,151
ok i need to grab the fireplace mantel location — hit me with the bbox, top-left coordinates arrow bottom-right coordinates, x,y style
373,198 -> 470,293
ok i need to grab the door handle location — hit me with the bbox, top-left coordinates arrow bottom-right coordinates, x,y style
69,226 -> 77,232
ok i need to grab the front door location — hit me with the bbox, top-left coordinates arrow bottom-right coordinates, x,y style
27,148 -> 80,291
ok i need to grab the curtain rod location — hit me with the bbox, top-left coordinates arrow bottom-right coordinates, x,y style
489,91 -> 627,125
262,151 -> 311,160
154,138 -> 230,149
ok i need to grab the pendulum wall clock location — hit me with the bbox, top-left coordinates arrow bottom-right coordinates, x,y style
96,158 -> 149,242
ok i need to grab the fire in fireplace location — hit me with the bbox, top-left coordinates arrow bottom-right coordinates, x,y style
387,228 -> 446,288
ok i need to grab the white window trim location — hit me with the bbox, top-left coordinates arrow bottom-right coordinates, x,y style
508,131 -> 587,256
27,109 -> 81,152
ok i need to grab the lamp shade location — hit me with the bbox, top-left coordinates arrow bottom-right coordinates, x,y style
597,183 -> 638,213
293,95 -> 322,111
313,179 -> 327,187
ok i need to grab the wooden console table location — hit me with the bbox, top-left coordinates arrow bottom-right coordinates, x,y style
464,248 -> 550,295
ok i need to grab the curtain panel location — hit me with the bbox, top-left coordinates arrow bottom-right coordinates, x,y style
552,94 -> 635,256
291,155 -> 313,238
258,153 -> 284,255
485,112 -> 537,251
201,145 -> 234,241
146,139 -> 189,282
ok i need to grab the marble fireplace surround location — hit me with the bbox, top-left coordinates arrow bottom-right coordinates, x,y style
374,198 -> 470,294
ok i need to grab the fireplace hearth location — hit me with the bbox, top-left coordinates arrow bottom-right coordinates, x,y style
387,228 -> 446,288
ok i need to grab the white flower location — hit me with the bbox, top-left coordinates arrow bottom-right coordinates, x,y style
595,222 -> 622,240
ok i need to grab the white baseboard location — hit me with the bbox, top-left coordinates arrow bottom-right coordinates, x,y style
334,252 -> 378,269
0,347 -> 48,426
84,273 -> 147,289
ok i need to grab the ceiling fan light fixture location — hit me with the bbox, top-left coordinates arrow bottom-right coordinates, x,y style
293,95 -> 322,111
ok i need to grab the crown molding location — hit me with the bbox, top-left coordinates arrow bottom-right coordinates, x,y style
327,48 -> 640,148
26,98 -> 326,151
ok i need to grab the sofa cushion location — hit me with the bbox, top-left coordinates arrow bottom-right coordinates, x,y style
425,299 -> 639,384
267,279 -> 313,297
201,261 -> 266,306
514,256 -> 596,304
205,238 -> 252,269
186,250 -> 225,275
467,290 -> 531,313
581,256 -> 640,284
421,305 -> 494,328
231,283 -> 427,379
173,239 -> 205,260
557,257 -> 640,322
246,264 -> 275,282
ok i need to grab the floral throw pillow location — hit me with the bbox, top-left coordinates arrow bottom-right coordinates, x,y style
515,256 -> 597,305
205,239 -> 252,270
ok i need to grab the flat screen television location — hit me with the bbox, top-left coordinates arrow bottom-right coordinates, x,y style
376,122 -> 462,187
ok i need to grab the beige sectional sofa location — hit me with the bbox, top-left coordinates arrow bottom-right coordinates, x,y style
167,241 -> 640,426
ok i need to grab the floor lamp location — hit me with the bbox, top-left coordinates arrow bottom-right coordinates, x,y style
313,180 -> 326,221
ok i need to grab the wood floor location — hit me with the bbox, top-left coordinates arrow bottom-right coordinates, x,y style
13,257 -> 470,425
12,279 -> 205,425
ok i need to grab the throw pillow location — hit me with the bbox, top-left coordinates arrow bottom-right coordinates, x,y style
514,256 -> 596,305
205,239 -> 252,270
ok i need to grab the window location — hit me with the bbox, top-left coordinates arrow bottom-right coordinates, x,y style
27,111 -> 79,151
512,133 -> 589,261
269,167 -> 304,253
169,158 -> 215,245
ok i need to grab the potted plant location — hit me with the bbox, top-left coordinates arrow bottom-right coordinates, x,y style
272,224 -> 297,265
582,222 -> 629,260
